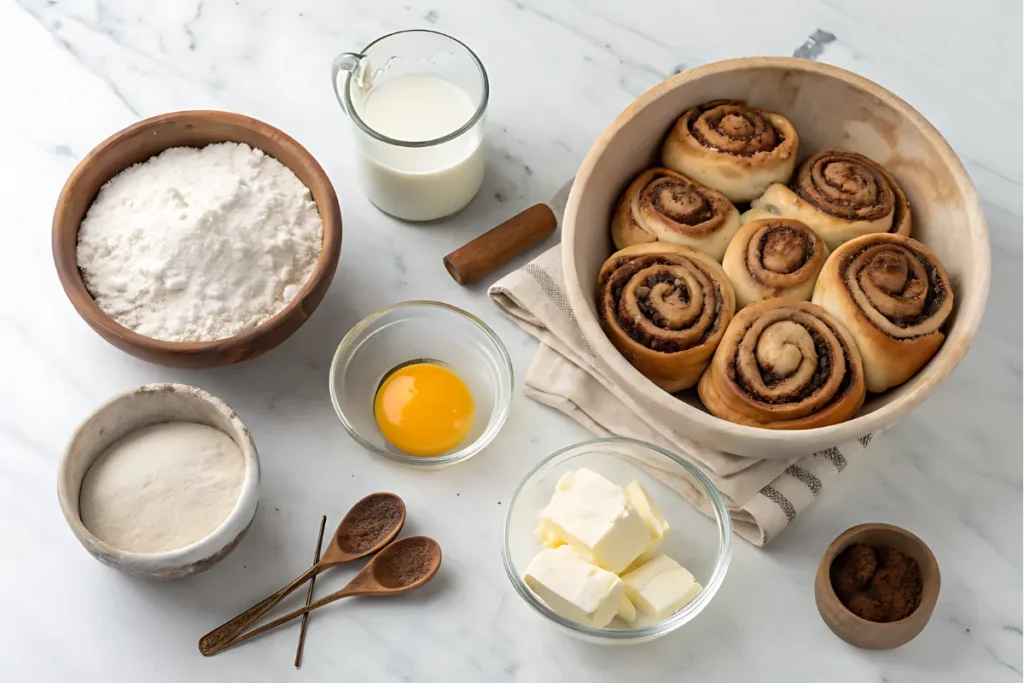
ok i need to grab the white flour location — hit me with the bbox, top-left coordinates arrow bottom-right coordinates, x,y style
79,422 -> 245,554
76,142 -> 323,342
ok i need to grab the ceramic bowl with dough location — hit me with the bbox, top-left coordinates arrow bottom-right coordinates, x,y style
57,383 -> 260,580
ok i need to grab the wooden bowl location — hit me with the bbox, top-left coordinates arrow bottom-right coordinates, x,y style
57,384 -> 260,580
562,57 -> 990,457
814,523 -> 940,650
52,111 -> 342,368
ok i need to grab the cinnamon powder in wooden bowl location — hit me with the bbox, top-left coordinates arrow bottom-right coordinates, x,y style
830,544 -> 923,623
815,523 -> 939,650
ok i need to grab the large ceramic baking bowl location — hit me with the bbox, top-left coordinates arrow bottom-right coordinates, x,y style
562,57 -> 989,458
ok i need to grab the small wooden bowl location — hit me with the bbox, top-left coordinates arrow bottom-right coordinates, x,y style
52,111 -> 343,368
815,523 -> 940,650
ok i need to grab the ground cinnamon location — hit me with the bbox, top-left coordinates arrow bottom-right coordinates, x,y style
377,537 -> 437,587
830,543 -> 922,622
341,495 -> 404,554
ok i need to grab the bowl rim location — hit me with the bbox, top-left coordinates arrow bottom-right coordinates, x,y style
51,109 -> 343,357
328,300 -> 514,468
500,436 -> 733,640
56,383 -> 260,571
561,56 -> 991,448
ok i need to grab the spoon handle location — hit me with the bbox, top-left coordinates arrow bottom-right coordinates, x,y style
215,581 -> 380,654
199,564 -> 320,656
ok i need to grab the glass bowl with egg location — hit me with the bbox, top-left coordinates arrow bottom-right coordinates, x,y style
501,437 -> 731,643
329,301 -> 513,469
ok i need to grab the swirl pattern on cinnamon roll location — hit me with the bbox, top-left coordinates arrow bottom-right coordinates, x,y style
661,100 -> 799,203
611,167 -> 741,260
698,300 -> 866,429
598,243 -> 736,393
812,233 -> 953,392
751,150 -> 912,250
722,217 -> 829,309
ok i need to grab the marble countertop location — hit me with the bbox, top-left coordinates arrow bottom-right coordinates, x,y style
2,0 -> 1020,680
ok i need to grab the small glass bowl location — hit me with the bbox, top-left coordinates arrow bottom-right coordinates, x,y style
329,301 -> 513,469
501,437 -> 732,644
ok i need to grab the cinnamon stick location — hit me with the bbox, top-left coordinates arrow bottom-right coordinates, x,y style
294,515 -> 327,668
443,204 -> 556,285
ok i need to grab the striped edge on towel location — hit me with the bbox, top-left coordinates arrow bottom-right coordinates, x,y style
749,439 -> 870,545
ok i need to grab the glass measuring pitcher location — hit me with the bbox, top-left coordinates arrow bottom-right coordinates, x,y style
331,30 -> 489,223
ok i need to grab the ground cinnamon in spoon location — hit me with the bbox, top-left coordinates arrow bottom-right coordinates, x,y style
378,538 -> 437,587
342,496 -> 404,554
830,543 -> 922,622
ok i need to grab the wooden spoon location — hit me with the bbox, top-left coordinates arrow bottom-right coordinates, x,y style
198,492 -> 406,655
207,536 -> 442,655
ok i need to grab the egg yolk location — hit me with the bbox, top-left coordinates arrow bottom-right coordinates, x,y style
373,362 -> 474,457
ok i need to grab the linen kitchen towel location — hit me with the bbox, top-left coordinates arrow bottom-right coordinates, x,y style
489,244 -> 873,546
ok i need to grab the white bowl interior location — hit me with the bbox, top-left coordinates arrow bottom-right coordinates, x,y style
563,59 -> 989,456
503,439 -> 731,644
58,384 -> 259,579
330,302 -> 513,469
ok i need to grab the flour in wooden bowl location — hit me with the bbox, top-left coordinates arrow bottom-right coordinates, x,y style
79,422 -> 245,554
76,142 -> 323,342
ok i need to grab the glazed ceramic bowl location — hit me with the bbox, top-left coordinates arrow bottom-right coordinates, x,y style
57,384 -> 260,580
561,57 -> 990,458
330,301 -> 514,469
502,438 -> 731,644
52,110 -> 343,369
815,523 -> 940,650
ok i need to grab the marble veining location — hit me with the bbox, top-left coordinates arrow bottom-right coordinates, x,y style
0,0 -> 1020,681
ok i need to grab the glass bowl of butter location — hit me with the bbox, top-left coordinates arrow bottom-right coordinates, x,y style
501,437 -> 731,643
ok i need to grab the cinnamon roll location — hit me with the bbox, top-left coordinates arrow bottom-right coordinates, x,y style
611,167 -> 741,260
812,233 -> 953,392
722,217 -> 829,309
751,150 -> 912,250
698,300 -> 866,429
661,100 -> 799,203
598,243 -> 736,393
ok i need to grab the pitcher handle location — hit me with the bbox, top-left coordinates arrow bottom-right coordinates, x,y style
331,52 -> 364,116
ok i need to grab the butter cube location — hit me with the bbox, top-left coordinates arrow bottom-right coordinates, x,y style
621,554 -> 702,620
625,480 -> 670,559
555,471 -> 576,491
535,521 -> 565,549
616,592 -> 637,623
523,546 -> 625,628
538,468 -> 650,573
